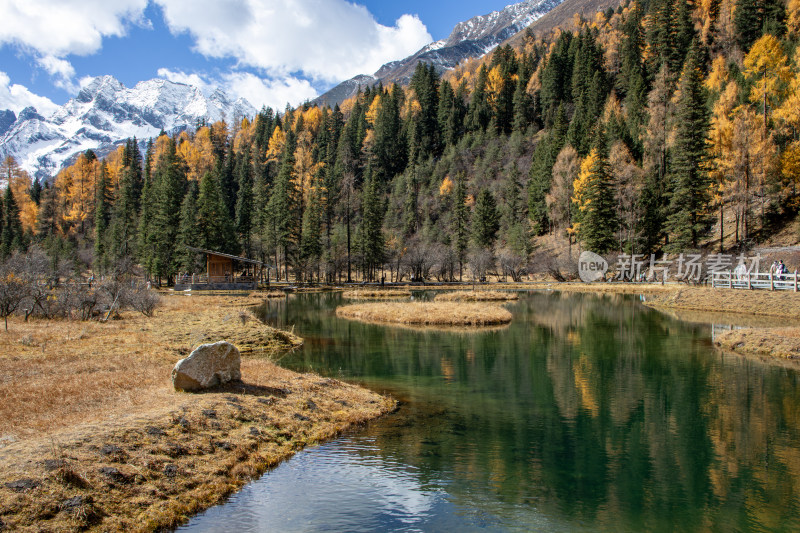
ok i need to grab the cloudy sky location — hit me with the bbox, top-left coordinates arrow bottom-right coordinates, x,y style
0,0 -> 514,116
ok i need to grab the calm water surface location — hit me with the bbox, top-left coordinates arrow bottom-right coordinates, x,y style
181,291 -> 800,532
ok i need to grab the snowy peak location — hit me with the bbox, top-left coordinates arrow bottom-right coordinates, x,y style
0,75 -> 256,181
315,0 -> 564,107
445,0 -> 557,45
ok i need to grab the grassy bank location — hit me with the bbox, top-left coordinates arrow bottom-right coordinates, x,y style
0,295 -> 394,531
715,326 -> 800,361
434,290 -> 518,302
336,301 -> 512,327
341,289 -> 412,299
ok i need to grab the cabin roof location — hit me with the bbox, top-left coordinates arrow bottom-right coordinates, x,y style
185,246 -> 272,267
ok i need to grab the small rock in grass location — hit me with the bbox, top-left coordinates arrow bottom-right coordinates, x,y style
213,441 -> 234,451
293,413 -> 310,422
99,466 -> 130,484
43,459 -> 67,471
172,341 -> 241,392
202,409 -> 217,418
249,427 -> 261,436
4,478 -> 38,492
163,464 -> 178,477
61,495 -> 90,510
145,426 -> 165,437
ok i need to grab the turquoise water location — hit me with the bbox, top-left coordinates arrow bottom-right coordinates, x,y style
181,291 -> 800,532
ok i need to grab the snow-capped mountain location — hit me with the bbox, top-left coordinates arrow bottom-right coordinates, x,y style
315,0 -> 563,107
0,76 -> 255,181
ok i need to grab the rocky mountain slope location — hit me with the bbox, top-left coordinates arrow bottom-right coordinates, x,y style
0,76 -> 255,181
314,0 -> 564,107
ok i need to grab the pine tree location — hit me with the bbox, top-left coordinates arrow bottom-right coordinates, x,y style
235,146 -> 254,256
176,181 -> 202,273
146,137 -> 187,284
466,65 -> 492,132
665,42 -> 711,250
2,186 -> 23,258
451,174 -> 470,280
472,188 -> 500,249
94,162 -> 113,274
197,171 -> 237,254
371,86 -> 405,180
572,144 -> 618,253
356,171 -> 385,281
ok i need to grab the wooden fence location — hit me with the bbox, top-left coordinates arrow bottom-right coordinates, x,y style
710,271 -> 800,291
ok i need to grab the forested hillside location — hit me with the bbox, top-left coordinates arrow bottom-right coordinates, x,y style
2,0 -> 800,284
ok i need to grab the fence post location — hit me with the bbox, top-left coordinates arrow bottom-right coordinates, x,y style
795,271 -> 798,293
770,271 -> 774,291
729,272 -> 732,289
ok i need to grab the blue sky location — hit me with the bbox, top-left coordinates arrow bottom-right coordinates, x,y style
0,0 -> 514,115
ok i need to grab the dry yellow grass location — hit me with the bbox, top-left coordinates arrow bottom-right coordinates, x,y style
715,326 -> 800,362
0,295 -> 394,531
336,301 -> 512,327
642,286 -> 800,319
341,289 -> 412,299
434,290 -> 518,302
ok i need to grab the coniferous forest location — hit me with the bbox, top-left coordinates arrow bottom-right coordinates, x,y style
3,0 -> 800,285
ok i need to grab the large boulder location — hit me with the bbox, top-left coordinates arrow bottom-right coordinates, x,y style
172,341 -> 241,391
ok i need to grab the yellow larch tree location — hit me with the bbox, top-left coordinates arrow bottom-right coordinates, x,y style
265,126 -> 286,164
177,126 -> 215,181
1,156 -> 38,233
61,153 -> 99,235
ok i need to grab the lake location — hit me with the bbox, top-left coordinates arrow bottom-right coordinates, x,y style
181,290 -> 800,532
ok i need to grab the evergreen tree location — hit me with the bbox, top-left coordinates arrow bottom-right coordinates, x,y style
451,174 -> 470,280
94,162 -> 113,274
1,186 -> 23,258
266,130 -> 297,280
472,188 -> 500,248
371,86 -> 406,180
356,170 -> 385,281
176,181 -> 203,273
197,171 -> 237,254
235,146 -> 254,256
572,144 -> 618,254
665,42 -> 711,250
299,178 -> 323,281
410,63 -> 441,159
466,65 -> 492,132
146,138 -> 187,284
735,0 -> 764,50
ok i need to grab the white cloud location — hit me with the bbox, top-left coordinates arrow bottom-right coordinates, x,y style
157,68 -> 318,111
0,72 -> 59,117
223,72 -> 318,110
38,55 -> 78,92
155,0 -> 432,82
0,0 -> 148,57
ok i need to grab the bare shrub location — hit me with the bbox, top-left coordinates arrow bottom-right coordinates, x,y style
467,247 -> 494,281
401,238 -> 437,282
496,247 -> 528,282
128,284 -> 161,317
530,250 -> 578,281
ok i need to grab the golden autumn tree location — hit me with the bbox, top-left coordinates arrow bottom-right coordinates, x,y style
1,156 -> 37,234
177,126 -> 216,181
707,82 -> 738,249
59,152 -> 99,236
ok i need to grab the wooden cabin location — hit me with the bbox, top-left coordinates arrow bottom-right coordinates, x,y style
174,247 -> 271,290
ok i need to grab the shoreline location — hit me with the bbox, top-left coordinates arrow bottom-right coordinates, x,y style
0,295 -> 394,531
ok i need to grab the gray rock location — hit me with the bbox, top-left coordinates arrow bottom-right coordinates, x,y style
172,341 -> 241,391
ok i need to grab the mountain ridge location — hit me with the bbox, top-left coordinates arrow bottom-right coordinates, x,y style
313,0 -> 564,108
0,76 -> 255,181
